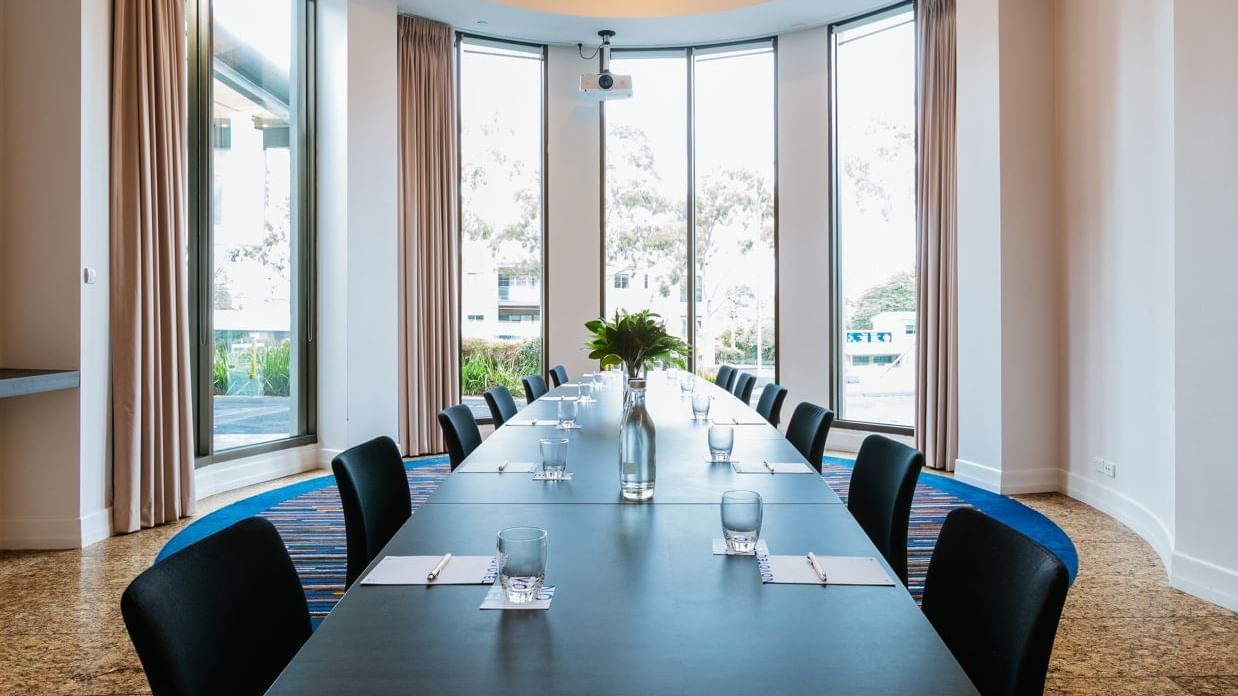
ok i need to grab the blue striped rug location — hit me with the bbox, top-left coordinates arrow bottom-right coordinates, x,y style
159,454 -> 1076,624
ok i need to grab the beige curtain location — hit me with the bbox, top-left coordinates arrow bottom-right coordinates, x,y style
915,0 -> 959,472
110,0 -> 196,532
397,16 -> 460,456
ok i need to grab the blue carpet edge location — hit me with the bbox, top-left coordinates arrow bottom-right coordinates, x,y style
159,453 -> 1077,583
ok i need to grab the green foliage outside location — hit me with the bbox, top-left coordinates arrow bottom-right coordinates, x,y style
461,337 -> 542,397
258,340 -> 291,397
715,324 -> 776,365
848,271 -> 916,330
213,343 -> 230,396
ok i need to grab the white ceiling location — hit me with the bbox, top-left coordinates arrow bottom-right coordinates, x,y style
396,0 -> 887,47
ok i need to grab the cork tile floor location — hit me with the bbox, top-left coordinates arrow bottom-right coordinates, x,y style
0,475 -> 1235,695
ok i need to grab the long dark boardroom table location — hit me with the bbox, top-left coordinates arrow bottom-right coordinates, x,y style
268,373 -> 978,695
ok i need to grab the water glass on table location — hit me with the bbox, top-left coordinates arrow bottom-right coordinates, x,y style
721,490 -> 763,553
592,371 -> 606,392
558,397 -> 579,428
539,437 -> 569,480
708,425 -> 735,462
578,381 -> 594,403
679,371 -> 694,398
691,391 -> 712,421
497,527 -> 548,603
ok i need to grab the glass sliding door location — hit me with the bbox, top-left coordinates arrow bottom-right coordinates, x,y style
603,52 -> 690,341
831,6 -> 917,428
188,0 -> 315,459
457,38 -> 546,419
693,42 -> 776,389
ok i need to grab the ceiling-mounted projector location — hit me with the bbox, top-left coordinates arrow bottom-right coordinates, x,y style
580,30 -> 632,100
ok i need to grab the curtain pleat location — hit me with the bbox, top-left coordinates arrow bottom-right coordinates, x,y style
915,0 -> 959,472
111,0 -> 196,532
397,16 -> 460,456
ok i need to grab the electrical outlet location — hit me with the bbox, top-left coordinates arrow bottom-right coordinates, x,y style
1102,460 -> 1116,478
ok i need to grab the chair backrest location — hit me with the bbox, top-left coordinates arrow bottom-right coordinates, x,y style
331,435 -> 412,588
921,507 -> 1070,696
483,385 -> 519,427
847,434 -> 922,585
755,383 -> 788,427
121,517 -> 311,696
786,401 -> 834,472
549,365 -> 569,387
438,404 -> 482,471
522,374 -> 548,403
733,373 -> 756,403
715,365 -> 736,392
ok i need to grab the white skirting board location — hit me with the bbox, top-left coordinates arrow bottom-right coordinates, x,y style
0,506 -> 112,550
195,443 -> 323,501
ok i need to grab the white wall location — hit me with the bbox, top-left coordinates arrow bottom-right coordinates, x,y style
1056,0 -> 1176,567
1172,0 -> 1238,611
776,27 -> 834,430
545,46 -> 602,380
954,0 -> 1060,493
0,0 -> 110,548
316,0 -> 400,463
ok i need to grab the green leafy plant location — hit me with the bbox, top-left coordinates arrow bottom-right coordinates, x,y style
213,343 -> 230,396
585,310 -> 690,377
258,340 -> 291,397
460,337 -> 543,396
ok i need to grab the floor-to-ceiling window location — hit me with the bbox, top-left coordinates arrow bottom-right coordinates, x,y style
693,43 -> 776,388
188,0 -> 315,460
831,6 -> 916,429
457,38 -> 546,418
603,41 -> 776,387
603,51 -> 690,343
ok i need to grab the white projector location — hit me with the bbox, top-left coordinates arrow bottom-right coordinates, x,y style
580,71 -> 632,99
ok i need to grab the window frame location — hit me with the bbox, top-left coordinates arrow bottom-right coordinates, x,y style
454,33 -> 550,424
598,38 -> 780,381
827,1 -> 917,436
187,0 -> 319,465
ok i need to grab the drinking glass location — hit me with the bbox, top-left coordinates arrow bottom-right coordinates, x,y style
557,397 -> 579,428
592,371 -> 605,391
497,527 -> 548,603
691,391 -> 712,421
721,490 -> 763,553
539,437 -> 569,479
708,425 -> 735,462
578,381 -> 594,403
679,371 -> 695,397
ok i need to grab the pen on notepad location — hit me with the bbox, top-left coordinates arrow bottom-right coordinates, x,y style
807,552 -> 828,583
763,460 -> 775,475
427,553 -> 452,582
497,460 -> 508,473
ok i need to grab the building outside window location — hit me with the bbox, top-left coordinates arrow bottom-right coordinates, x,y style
458,38 -> 546,418
831,6 -> 917,429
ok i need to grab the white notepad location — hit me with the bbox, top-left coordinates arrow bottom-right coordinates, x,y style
456,461 -> 538,473
731,461 -> 815,474
758,554 -> 895,586
711,417 -> 768,426
360,555 -> 497,585
506,419 -> 558,427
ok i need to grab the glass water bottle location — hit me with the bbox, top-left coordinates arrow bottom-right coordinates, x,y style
619,378 -> 656,501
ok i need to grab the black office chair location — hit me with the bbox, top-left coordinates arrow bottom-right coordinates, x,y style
549,365 -> 569,388
755,383 -> 788,428
733,373 -> 756,403
483,385 -> 519,427
921,507 -> 1070,696
786,401 -> 834,472
715,365 -> 737,392
847,434 -> 922,585
522,374 -> 548,403
332,436 -> 412,588
438,404 -> 482,471
121,517 -> 311,696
